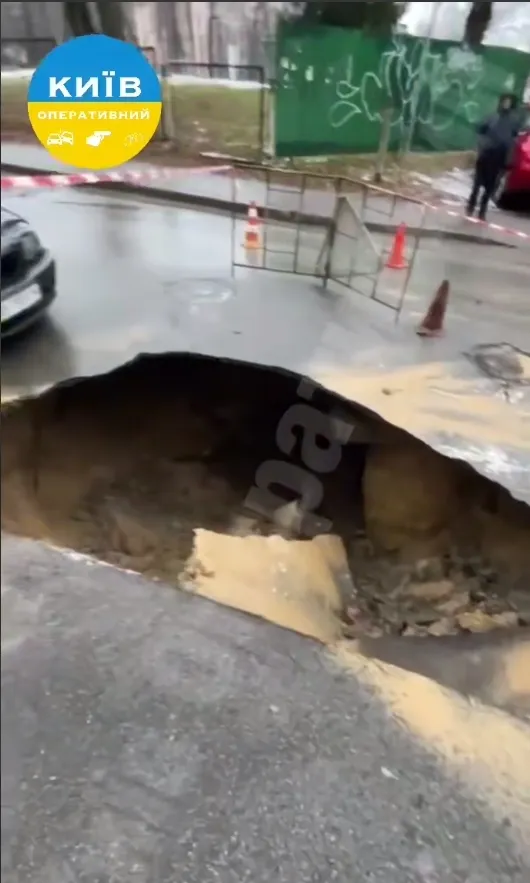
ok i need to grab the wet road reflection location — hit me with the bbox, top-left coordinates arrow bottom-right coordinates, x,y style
0,187 -> 330,395
2,185 -> 529,404
1,185 -> 529,505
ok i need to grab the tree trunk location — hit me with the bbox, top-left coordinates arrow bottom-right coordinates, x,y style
62,0 -> 136,42
464,1 -> 493,48
63,1 -> 98,37
156,2 -> 183,62
94,1 -> 136,42
296,1 -> 407,36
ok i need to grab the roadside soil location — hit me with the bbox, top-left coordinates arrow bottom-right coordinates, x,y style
0,127 -> 471,215
0,75 -> 472,203
0,126 -> 470,204
2,355 -> 529,643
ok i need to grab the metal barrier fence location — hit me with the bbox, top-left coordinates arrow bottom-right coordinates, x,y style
137,45 -> 163,141
139,44 -> 159,72
229,163 -> 428,319
1,37 -> 56,69
318,196 -> 386,301
0,40 -> 164,140
1,38 -> 57,134
0,38 -> 158,72
0,38 -> 159,73
162,61 -> 267,160
0,45 -> 267,159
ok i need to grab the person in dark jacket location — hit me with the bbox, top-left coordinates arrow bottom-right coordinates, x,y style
466,93 -> 521,221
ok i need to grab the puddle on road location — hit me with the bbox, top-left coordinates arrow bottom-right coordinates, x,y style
2,354 -> 530,647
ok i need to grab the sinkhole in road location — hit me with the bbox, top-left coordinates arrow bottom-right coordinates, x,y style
2,354 -> 530,643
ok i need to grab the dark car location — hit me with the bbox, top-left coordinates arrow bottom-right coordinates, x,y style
1,206 -> 56,337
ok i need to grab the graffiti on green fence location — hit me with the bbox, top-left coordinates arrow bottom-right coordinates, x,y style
329,37 -> 483,131
274,22 -> 530,156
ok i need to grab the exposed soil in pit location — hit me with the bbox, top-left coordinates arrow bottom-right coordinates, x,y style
2,355 -> 530,643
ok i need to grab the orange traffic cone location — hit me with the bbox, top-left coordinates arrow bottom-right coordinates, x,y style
416,280 -> 449,337
385,222 -> 407,270
244,202 -> 261,249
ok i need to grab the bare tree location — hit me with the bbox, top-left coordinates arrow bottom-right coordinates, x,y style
155,1 -> 184,62
94,0 -> 136,41
62,0 -> 136,42
284,2 -> 408,36
288,1 -> 497,49
63,0 -> 98,36
464,1 -> 494,47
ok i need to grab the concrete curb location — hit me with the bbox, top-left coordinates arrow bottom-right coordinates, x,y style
1,161 -> 512,248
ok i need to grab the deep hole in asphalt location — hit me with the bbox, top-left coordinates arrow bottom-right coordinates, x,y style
2,353 -> 530,644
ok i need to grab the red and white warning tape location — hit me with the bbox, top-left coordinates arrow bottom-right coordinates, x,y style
426,202 -> 530,242
0,163 -> 232,192
2,165 -> 529,243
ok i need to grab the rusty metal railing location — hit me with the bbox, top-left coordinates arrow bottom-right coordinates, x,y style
228,162 -> 429,320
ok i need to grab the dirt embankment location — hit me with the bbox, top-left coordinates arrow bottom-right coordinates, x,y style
2,355 -> 529,643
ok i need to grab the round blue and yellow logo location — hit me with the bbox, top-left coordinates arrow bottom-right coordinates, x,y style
27,35 -> 162,170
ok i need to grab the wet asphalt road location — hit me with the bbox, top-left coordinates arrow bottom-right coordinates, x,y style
0,186 -> 325,395
2,535 -> 530,883
2,184 -> 530,402
2,184 -> 530,504
3,141 -> 530,245
2,187 -> 530,881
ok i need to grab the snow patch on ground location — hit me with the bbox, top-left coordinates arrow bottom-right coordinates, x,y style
168,73 -> 268,90
1,68 -> 269,90
1,68 -> 33,81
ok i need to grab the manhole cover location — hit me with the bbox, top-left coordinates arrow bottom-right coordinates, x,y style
466,343 -> 530,386
164,278 -> 234,305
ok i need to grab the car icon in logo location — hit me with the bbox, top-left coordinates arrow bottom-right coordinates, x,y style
46,131 -> 74,146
